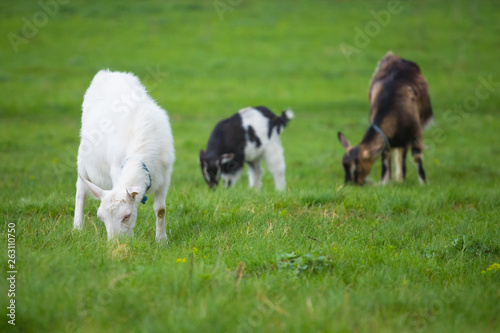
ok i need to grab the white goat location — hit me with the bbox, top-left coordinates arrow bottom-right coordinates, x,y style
73,70 -> 175,242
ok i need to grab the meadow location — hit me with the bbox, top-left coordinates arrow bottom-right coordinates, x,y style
1,0 -> 499,332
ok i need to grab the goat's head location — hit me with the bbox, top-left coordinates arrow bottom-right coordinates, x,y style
199,150 -> 234,189
80,176 -> 140,239
337,132 -> 378,185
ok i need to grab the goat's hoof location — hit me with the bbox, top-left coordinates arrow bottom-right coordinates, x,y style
156,234 -> 169,244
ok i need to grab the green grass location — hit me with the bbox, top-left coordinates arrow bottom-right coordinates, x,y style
1,0 -> 500,332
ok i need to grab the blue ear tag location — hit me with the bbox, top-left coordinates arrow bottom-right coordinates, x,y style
141,195 -> 148,204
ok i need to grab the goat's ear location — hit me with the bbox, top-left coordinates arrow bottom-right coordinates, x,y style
126,187 -> 141,201
80,175 -> 105,199
199,149 -> 206,158
338,132 -> 351,151
199,150 -> 206,163
220,153 -> 235,164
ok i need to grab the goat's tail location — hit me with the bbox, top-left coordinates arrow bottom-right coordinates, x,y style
278,109 -> 294,128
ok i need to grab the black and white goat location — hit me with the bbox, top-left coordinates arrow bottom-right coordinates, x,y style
199,106 -> 293,190
338,52 -> 434,185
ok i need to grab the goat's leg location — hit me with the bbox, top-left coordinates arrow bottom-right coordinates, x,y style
411,140 -> 426,184
381,149 -> 393,185
395,148 -> 408,182
223,169 -> 242,188
264,141 -> 286,191
247,160 -> 263,189
73,177 -> 86,230
402,147 -> 408,180
154,170 -> 171,243
394,148 -> 402,182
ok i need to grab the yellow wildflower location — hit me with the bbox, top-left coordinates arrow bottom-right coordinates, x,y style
486,263 -> 500,272
176,258 -> 187,263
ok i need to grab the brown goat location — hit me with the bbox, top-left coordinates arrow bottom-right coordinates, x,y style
338,52 -> 434,185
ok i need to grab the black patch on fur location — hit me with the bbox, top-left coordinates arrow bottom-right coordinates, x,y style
353,158 -> 360,184
254,106 -> 275,119
224,159 -> 240,174
343,162 -> 351,183
418,163 -> 426,182
247,126 -> 261,147
204,113 -> 246,176
342,147 -> 359,184
412,147 -> 426,182
253,106 -> 291,138
402,148 -> 408,179
414,155 -> 426,182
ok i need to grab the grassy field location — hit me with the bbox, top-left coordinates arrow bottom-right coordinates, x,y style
1,0 -> 500,332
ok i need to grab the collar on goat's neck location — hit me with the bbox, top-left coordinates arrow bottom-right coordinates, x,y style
121,158 -> 152,204
371,124 -> 390,151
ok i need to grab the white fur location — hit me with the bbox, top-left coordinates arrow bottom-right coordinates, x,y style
394,148 -> 404,182
74,70 -> 175,242
283,109 -> 294,120
236,107 -> 289,190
